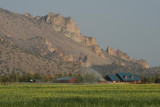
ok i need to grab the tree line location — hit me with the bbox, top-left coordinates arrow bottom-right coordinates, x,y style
0,72 -> 83,85
0,72 -> 46,84
0,72 -> 160,85
141,75 -> 160,83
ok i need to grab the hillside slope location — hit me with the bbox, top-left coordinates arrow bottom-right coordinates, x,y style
0,36 -> 81,75
0,8 -> 155,76
0,8 -> 112,66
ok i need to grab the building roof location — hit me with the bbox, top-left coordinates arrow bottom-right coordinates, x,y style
33,79 -> 40,81
107,74 -> 121,81
117,73 -> 141,82
55,76 -> 75,81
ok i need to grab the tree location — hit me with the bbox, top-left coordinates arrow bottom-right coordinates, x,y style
75,73 -> 82,83
82,72 -> 98,83
33,72 -> 41,79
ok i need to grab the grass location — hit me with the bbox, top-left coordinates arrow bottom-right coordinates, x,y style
0,83 -> 160,107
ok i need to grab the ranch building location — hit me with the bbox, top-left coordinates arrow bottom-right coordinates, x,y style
105,73 -> 142,83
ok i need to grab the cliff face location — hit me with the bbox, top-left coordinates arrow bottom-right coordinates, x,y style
107,46 -> 131,61
0,34 -> 81,75
0,8 -> 112,66
133,59 -> 150,69
0,8 -> 150,75
41,12 -> 83,43
40,12 -> 105,59
106,46 -> 150,68
83,36 -> 104,58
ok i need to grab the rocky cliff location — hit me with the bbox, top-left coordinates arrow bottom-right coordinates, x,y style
40,12 -> 105,58
40,12 -> 83,43
0,34 -> 81,75
106,46 -> 149,68
0,8 -> 112,66
0,8 -> 151,76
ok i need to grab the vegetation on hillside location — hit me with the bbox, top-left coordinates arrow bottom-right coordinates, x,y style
92,64 -> 160,76
0,8 -> 159,78
0,36 -> 82,76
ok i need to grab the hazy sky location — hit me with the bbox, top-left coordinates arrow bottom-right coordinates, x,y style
0,0 -> 160,67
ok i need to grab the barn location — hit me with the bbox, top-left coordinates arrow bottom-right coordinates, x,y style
105,74 -> 121,83
54,76 -> 76,83
106,73 -> 142,83
117,73 -> 142,83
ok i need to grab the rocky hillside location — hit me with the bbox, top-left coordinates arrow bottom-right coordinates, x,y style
106,46 -> 149,68
0,8 -> 113,66
0,35 -> 82,75
0,8 -> 156,76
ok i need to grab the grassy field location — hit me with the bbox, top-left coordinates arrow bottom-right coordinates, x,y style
0,83 -> 160,107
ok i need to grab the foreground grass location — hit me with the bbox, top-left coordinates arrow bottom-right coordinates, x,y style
0,83 -> 160,107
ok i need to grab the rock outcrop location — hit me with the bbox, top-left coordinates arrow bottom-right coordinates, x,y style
0,8 -> 151,75
83,36 -> 98,46
133,59 -> 150,69
83,36 -> 104,58
106,46 -> 117,56
41,13 -> 83,43
40,13 -> 105,59
107,46 -> 131,61
106,46 -> 150,68
24,13 -> 34,18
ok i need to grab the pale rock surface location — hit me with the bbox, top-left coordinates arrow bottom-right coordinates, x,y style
43,13 -> 83,43
106,46 -> 149,68
0,8 -> 150,69
107,46 -> 131,61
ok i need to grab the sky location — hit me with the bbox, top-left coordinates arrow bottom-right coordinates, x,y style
0,0 -> 160,67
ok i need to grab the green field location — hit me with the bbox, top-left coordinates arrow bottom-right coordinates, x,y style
0,83 -> 160,107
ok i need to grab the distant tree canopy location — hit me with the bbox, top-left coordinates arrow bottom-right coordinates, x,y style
0,71 -> 160,84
